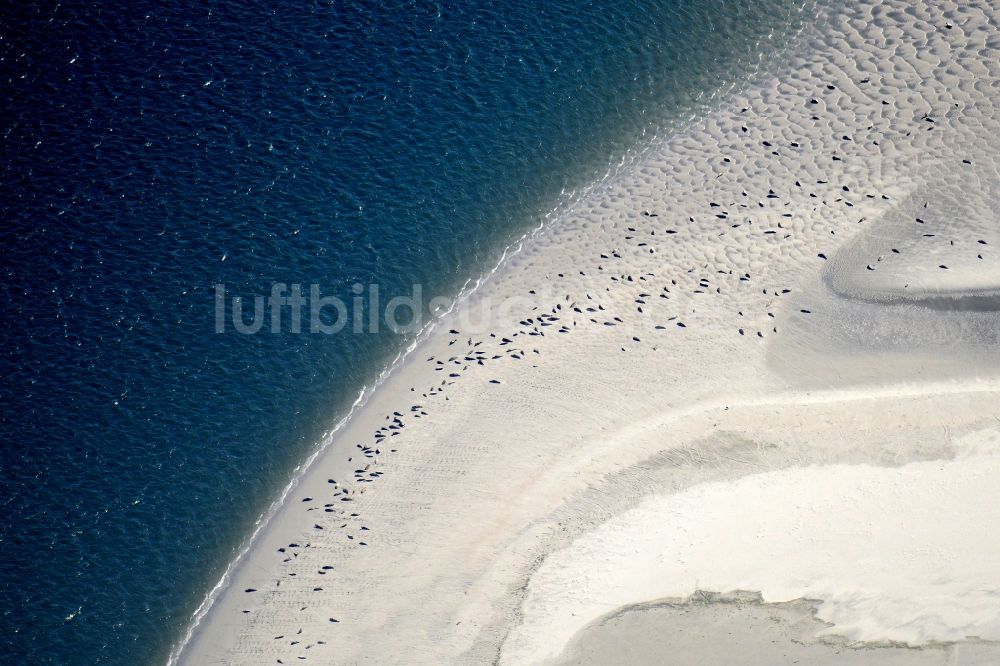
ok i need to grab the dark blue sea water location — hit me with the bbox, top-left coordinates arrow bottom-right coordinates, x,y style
1,0 -> 805,663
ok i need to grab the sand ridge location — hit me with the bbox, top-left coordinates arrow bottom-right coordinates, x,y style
176,0 -> 1000,663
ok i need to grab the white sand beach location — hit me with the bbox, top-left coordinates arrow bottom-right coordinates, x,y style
175,0 -> 1000,663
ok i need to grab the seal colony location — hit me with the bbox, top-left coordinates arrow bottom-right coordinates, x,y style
176,0 -> 1000,663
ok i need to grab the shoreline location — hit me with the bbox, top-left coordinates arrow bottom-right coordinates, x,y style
167,214 -> 549,665
176,0 -> 1000,663
167,11 -> 816,660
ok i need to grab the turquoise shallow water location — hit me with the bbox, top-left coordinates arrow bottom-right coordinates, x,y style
0,0 -> 806,663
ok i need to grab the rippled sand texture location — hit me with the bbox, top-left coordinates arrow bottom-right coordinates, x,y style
178,0 -> 1000,664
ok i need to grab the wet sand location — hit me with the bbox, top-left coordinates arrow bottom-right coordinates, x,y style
550,592 -> 1000,666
